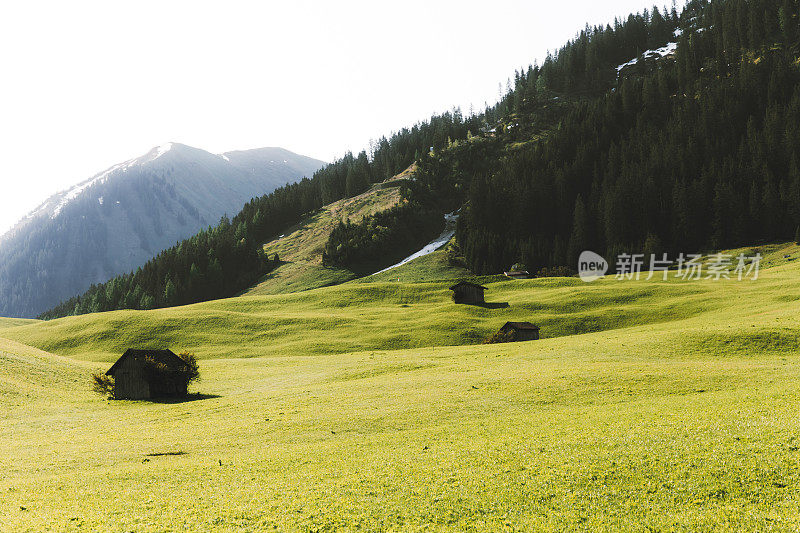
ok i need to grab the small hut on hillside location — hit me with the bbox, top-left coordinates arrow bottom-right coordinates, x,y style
449,281 -> 487,305
106,349 -> 190,400
498,322 -> 540,341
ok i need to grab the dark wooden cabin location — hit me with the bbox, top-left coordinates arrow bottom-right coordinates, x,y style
106,349 -> 190,400
499,322 -> 540,341
449,281 -> 487,305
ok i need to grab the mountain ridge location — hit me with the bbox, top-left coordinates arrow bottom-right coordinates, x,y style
0,143 -> 325,318
2,143 -> 325,241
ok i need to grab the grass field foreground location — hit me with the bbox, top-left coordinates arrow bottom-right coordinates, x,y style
1,246 -> 800,529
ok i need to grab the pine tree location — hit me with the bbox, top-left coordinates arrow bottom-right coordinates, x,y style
567,196 -> 589,266
164,278 -> 177,304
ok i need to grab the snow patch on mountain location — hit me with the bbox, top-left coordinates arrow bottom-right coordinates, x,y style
616,41 -> 678,74
50,169 -> 116,218
155,142 -> 172,158
43,144 -> 178,220
372,212 -> 459,275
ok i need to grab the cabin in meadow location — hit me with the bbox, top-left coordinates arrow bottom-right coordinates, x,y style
449,281 -> 487,305
106,349 -> 190,400
498,322 -> 540,341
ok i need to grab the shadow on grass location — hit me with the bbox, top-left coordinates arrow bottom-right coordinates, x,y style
233,260 -> 290,296
148,393 -> 221,404
145,451 -> 187,457
476,302 -> 510,309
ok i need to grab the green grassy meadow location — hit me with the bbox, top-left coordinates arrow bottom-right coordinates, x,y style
2,245 -> 800,530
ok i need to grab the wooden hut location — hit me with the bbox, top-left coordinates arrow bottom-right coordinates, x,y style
106,349 -> 190,400
449,281 -> 487,305
498,322 -> 540,341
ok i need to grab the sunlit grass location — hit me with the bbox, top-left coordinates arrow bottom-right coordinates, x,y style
2,245 -> 800,530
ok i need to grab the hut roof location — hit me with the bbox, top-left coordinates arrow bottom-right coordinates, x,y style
449,281 -> 488,291
501,321 -> 540,331
106,349 -> 188,376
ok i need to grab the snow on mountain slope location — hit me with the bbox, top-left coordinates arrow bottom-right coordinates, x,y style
373,213 -> 458,275
615,22 -> 708,76
0,143 -> 325,318
615,41 -> 678,74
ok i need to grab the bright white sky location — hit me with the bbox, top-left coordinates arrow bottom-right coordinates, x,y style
0,0 -> 666,235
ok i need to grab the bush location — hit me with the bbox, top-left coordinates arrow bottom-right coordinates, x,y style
484,329 -> 516,344
92,372 -> 115,397
534,266 -> 575,278
178,351 -> 200,384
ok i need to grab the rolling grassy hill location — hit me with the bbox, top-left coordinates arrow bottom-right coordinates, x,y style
2,244 -> 800,530
244,163 -> 460,297
0,318 -> 38,330
5,243 -> 798,364
0,267 -> 733,363
0,337 -> 93,403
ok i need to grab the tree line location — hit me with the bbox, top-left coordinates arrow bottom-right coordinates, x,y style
448,0 -> 800,274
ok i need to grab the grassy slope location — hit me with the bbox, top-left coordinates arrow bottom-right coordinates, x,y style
0,318 -> 38,330
245,180 -> 405,296
2,246 -> 800,529
0,337 -> 94,404
362,245 -> 471,283
0,269 -> 735,363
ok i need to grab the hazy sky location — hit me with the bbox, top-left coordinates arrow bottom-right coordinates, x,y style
0,0 -> 666,235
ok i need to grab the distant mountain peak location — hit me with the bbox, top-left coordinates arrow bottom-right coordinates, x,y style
6,142 -> 327,234
0,143 -> 325,318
